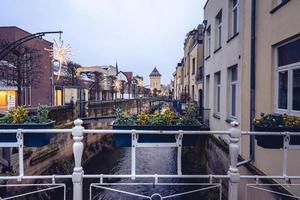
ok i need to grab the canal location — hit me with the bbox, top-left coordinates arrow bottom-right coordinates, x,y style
81,118 -> 218,200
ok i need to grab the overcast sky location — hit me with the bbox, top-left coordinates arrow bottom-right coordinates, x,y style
0,0 -> 205,85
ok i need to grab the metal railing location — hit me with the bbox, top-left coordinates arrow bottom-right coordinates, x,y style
0,120 -> 300,199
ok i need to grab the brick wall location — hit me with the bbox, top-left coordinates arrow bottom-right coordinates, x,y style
0,26 -> 53,107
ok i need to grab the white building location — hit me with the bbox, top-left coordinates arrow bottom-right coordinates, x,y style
204,0 -> 243,132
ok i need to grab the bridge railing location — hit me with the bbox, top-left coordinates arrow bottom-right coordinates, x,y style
0,120 -> 300,200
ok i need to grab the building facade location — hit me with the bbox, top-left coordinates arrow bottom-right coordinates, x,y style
203,0 -> 243,132
173,61 -> 184,100
242,0 -> 300,190
0,26 -> 53,111
204,0 -> 300,194
149,67 -> 162,95
172,24 -> 205,107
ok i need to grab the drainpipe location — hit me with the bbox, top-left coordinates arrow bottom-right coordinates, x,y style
237,0 -> 256,167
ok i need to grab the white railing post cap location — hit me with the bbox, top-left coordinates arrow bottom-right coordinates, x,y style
74,119 -> 83,126
228,171 -> 240,183
230,121 -> 240,139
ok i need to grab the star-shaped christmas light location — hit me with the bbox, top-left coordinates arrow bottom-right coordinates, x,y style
46,39 -> 71,80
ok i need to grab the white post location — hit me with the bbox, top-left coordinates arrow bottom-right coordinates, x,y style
131,130 -> 137,179
228,121 -> 241,200
176,131 -> 183,175
72,119 -> 84,200
283,134 -> 290,177
17,129 -> 24,179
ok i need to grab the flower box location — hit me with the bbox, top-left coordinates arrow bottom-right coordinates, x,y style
254,126 -> 300,149
112,124 -> 210,147
0,121 -> 55,147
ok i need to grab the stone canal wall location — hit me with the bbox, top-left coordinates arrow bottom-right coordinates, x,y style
204,136 -> 279,200
9,122 -> 114,186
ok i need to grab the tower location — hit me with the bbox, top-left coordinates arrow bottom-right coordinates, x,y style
149,67 -> 162,94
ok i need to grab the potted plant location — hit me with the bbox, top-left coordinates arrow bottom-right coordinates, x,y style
0,105 -> 55,147
253,113 -> 300,149
112,106 -> 209,147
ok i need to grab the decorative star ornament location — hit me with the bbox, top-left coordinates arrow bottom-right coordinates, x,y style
46,39 -> 71,80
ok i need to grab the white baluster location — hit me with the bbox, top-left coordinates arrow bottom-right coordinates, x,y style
176,131 -> 183,175
72,119 -> 84,200
17,129 -> 24,180
228,121 -> 241,200
131,130 -> 136,179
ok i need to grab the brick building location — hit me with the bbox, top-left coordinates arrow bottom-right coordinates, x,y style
0,26 -> 53,110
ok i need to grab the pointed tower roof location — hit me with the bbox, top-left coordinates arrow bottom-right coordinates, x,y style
149,67 -> 161,77
115,61 -> 119,74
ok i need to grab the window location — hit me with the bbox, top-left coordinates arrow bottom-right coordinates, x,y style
231,0 -> 238,36
276,38 -> 300,115
293,69 -> 300,111
205,75 -> 210,108
229,66 -> 238,118
192,58 -> 196,75
198,66 -> 204,82
214,71 -> 221,115
278,71 -> 288,109
215,10 -> 222,49
205,26 -> 211,57
27,86 -> 31,106
22,87 -> 27,106
192,85 -> 195,101
55,89 -> 63,106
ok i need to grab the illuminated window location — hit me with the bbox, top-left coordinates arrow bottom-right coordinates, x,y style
55,89 -> 63,106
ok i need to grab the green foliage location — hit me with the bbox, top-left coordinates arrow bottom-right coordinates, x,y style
0,115 -> 10,123
0,105 -> 50,124
175,105 -> 201,126
253,113 -> 300,128
149,111 -> 166,126
115,106 -> 201,126
137,111 -> 149,125
162,108 -> 175,125
35,105 -> 50,123
7,106 -> 29,124
114,108 -> 135,125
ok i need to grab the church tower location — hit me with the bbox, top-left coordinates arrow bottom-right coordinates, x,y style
149,67 -> 162,93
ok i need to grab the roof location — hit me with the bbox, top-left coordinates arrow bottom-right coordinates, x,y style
0,26 -> 53,46
204,0 -> 210,9
149,67 -> 161,77
122,71 -> 133,82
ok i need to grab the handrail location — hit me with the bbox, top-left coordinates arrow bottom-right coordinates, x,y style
0,119 -> 299,200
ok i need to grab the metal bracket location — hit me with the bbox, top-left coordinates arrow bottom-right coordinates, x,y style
130,130 -> 184,177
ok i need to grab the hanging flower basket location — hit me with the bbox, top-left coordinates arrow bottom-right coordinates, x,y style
253,113 -> 300,149
112,106 -> 210,147
112,124 -> 209,147
0,106 -> 55,147
254,126 -> 300,149
0,121 -> 55,147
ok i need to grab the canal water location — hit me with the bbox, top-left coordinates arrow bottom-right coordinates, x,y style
81,119 -> 218,200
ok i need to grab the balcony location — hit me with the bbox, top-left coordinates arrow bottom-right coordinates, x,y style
0,120 -> 299,199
